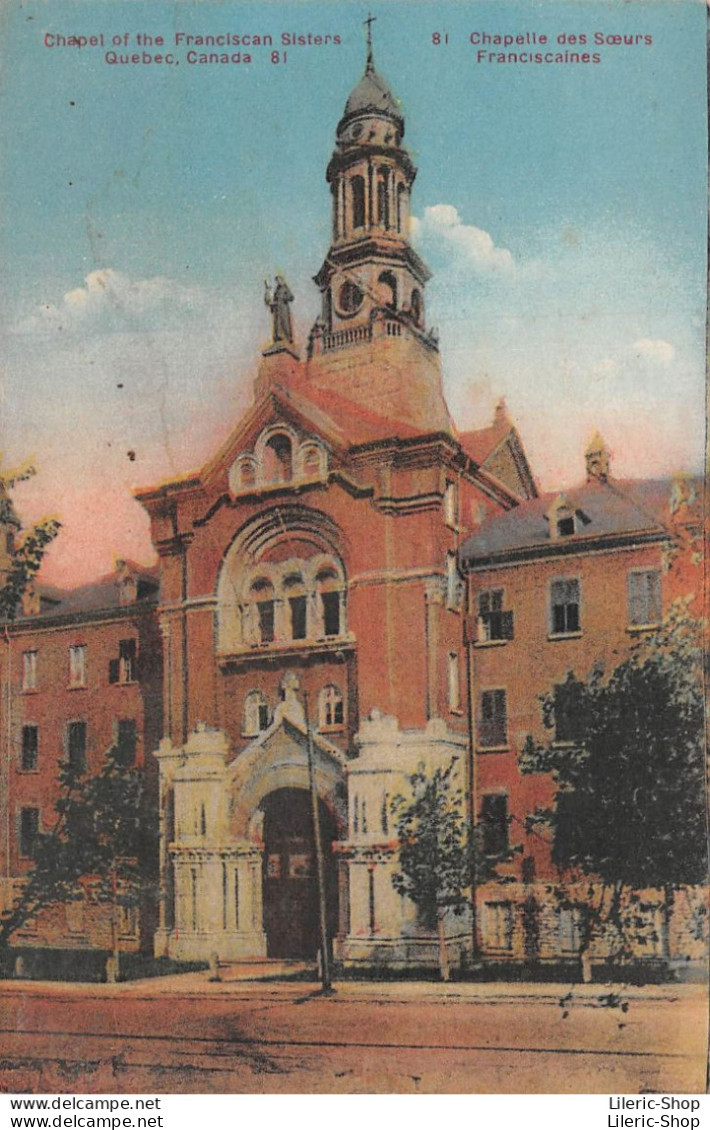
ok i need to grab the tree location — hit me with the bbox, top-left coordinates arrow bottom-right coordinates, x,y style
392,759 -> 508,980
0,459 -> 61,621
520,602 -> 708,976
0,745 -> 156,979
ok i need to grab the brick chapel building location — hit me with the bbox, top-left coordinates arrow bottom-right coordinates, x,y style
0,44 -> 704,972
135,44 -> 537,967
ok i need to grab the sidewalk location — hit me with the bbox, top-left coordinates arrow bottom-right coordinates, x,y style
0,968 -> 704,1006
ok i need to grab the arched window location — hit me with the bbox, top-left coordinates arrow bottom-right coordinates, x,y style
316,569 -> 342,637
250,578 -> 275,643
377,271 -> 397,312
299,443 -> 326,480
239,458 -> 256,488
263,434 -> 293,483
410,288 -> 423,327
243,690 -> 270,737
319,685 -> 344,729
351,175 -> 365,229
218,534 -> 348,655
377,169 -> 389,229
396,183 -> 406,232
283,573 -> 307,641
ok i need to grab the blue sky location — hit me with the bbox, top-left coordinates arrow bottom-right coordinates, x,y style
1,0 -> 706,583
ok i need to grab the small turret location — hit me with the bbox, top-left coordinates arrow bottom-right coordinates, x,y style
585,431 -> 611,482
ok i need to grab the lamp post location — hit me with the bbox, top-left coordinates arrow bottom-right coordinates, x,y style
304,693 -> 333,993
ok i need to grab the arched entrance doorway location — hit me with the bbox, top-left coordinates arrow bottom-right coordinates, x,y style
261,788 -> 338,959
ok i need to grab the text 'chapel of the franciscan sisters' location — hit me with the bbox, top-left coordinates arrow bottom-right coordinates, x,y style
137,42 -> 537,966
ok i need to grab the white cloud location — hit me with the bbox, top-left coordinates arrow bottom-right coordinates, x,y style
15,268 -> 210,337
412,204 -> 515,275
631,338 -> 675,365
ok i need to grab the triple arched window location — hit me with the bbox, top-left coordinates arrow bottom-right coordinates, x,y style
229,428 -> 328,495
234,555 -> 347,650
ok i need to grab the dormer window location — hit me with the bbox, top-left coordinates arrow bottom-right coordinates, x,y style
546,493 -> 588,540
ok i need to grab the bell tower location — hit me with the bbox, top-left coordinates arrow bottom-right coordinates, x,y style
306,21 -> 450,435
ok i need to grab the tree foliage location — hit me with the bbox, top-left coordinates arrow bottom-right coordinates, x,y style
0,747 -> 156,950
0,459 -> 61,621
520,602 -> 708,897
392,760 -> 472,933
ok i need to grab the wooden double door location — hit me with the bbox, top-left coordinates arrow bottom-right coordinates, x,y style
261,788 -> 337,959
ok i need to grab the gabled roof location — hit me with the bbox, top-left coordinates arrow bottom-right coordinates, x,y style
460,477 -> 683,567
458,402 -> 538,501
12,563 -> 159,624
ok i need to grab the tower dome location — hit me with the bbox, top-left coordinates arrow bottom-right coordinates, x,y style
339,61 -> 404,137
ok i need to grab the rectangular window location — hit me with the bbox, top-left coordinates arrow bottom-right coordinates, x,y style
550,578 -> 581,635
65,898 -> 85,935
289,595 -> 307,640
67,721 -> 87,774
446,553 -> 462,610
477,589 -> 514,642
109,638 -> 137,684
116,718 -> 138,765
21,725 -> 38,772
69,645 -> 87,688
22,651 -> 37,692
478,689 -> 507,748
553,684 -> 580,744
480,794 -> 509,856
444,480 -> 458,529
628,569 -> 661,627
19,807 -> 40,858
447,652 -> 461,712
118,904 -> 139,937
484,901 -> 514,951
257,600 -> 275,644
322,591 -> 340,637
558,907 -> 582,954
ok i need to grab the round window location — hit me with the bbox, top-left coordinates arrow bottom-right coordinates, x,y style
337,281 -> 364,316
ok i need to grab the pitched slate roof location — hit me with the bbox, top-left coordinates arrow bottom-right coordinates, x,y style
13,562 -> 159,624
460,477 -> 682,567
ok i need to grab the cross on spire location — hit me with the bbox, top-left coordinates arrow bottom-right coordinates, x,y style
364,13 -> 376,72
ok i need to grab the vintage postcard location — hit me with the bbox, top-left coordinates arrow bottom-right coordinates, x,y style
0,0 -> 707,1099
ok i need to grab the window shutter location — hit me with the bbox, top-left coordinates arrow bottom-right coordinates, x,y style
502,610 -> 514,640
108,658 -> 119,684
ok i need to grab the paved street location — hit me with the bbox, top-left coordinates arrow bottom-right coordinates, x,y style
0,975 -> 706,1094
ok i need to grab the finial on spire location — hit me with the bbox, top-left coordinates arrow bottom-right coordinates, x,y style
364,13 -> 376,72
